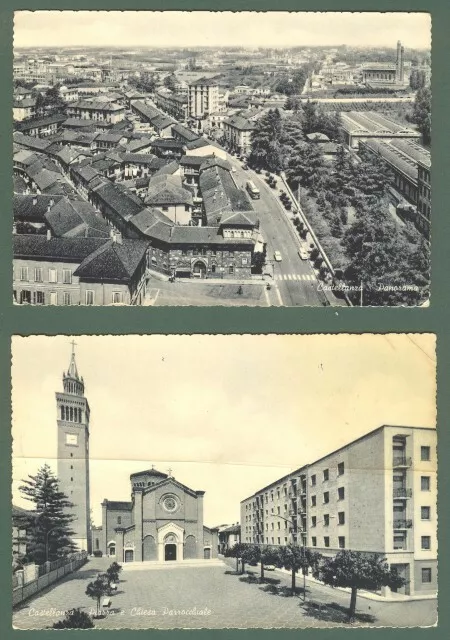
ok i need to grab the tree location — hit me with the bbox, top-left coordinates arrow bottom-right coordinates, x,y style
249,109 -> 285,172
86,576 -> 110,618
225,542 -> 248,573
53,608 -> 94,629
164,74 -> 177,92
17,464 -> 76,564
259,546 -> 280,582
412,87 -> 431,146
313,551 -> 405,622
285,96 -> 302,113
286,142 -> 326,190
301,100 -> 319,135
277,545 -> 321,594
106,561 -> 122,585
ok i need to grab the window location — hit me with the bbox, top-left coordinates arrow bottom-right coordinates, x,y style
323,491 -> 329,504
421,476 -> 431,491
323,469 -> 329,481
162,206 -> 169,212
338,511 -> 345,525
311,474 -> 316,486
70,477 -> 73,482
117,516 -> 122,525
20,267 -> 28,281
324,514 -> 330,526
338,536 -> 345,549
277,521 -> 280,529
324,537 -> 330,548
312,537 -> 317,547
421,506 -> 431,520
63,292 -> 71,306
311,495 -> 316,507
422,568 -> 432,583
49,291 -> 57,305
34,291 -> 45,305
421,536 -> 431,550
338,487 -> 345,500
311,516 -> 316,527
338,462 -> 345,476
421,446 -> 431,461
49,268 -> 57,283
34,267 -> 43,282
184,205 -> 190,212
242,257 -> 248,266
63,269 -> 72,284
112,292 -> 122,304
86,290 -> 95,306
229,266 -> 234,274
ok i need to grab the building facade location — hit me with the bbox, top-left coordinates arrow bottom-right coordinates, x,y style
96,468 -> 218,563
188,78 -> 219,122
56,346 -> 91,553
241,425 -> 437,598
417,159 -> 431,238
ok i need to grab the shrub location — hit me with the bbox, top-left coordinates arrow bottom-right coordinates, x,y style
52,608 -> 94,629
262,584 -> 279,594
93,550 -> 103,557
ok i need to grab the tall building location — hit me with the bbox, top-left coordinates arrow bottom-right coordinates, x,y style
56,344 -> 91,552
241,425 -> 437,597
188,78 -> 219,123
362,40 -> 406,87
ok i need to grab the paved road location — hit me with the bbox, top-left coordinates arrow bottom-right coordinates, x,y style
228,156 -> 336,307
13,557 -> 436,630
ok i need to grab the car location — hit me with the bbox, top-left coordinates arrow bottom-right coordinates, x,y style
274,251 -> 282,262
231,166 -> 237,173
264,564 -> 276,571
242,164 -> 249,170
299,247 -> 308,260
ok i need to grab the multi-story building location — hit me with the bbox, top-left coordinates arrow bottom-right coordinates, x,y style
241,425 -> 437,597
223,115 -> 256,156
67,100 -> 125,124
188,78 -> 219,124
154,88 -> 188,121
417,159 -> 431,238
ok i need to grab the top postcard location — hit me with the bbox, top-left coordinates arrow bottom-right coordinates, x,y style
12,11 -> 431,307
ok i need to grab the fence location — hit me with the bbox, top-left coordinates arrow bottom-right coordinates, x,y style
12,551 -> 88,608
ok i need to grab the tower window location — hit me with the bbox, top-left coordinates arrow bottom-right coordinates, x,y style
117,516 -> 122,525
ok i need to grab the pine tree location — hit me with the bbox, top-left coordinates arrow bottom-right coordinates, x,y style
413,87 -> 431,146
249,109 -> 284,171
18,464 -> 77,564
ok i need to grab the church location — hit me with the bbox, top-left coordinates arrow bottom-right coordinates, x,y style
94,468 -> 219,563
55,344 -> 218,564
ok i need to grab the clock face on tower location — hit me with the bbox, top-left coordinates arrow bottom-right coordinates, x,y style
66,433 -> 78,446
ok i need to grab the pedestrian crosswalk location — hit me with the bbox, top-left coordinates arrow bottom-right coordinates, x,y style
274,273 -> 316,282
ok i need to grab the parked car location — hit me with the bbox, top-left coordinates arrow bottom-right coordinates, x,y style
274,250 -> 282,262
298,246 -> 308,260
264,564 -> 276,571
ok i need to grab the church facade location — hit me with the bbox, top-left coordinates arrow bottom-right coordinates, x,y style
94,468 -> 218,563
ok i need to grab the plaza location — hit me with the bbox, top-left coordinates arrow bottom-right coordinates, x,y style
12,556 -> 437,629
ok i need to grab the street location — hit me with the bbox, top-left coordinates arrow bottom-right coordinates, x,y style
227,154 -> 343,307
13,556 -> 437,629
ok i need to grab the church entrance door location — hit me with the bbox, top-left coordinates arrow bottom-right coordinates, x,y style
165,543 -> 177,561
124,549 -> 134,563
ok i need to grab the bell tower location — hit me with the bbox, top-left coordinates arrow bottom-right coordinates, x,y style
56,341 -> 91,552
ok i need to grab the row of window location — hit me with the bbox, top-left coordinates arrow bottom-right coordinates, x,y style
18,267 -> 73,284
60,405 -> 83,423
311,462 -> 345,486
14,289 -> 123,305
311,536 -> 346,548
179,248 -> 248,258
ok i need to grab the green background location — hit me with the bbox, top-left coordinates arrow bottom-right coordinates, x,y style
1,0 -> 448,637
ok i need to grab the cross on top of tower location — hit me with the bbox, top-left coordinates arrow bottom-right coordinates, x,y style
67,339 -> 79,380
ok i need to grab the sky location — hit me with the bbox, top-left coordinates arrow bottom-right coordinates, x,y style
13,11 -> 431,50
12,334 -> 436,527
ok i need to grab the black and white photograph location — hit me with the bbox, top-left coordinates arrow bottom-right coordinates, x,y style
12,334 -> 437,628
12,11 -> 431,307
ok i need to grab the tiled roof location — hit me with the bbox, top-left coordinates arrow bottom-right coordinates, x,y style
152,160 -> 180,177
13,235 -> 109,262
151,115 -> 176,130
170,226 -> 254,246
220,211 -> 257,227
360,138 -> 421,182
200,165 -> 253,221
104,501 -> 133,511
179,155 -> 207,167
32,169 -> 62,192
172,124 -> 199,142
92,180 -> 146,221
17,114 -> 67,131
13,132 -> 52,151
144,175 -> 193,207
121,153 -> 159,165
63,117 -> 97,129
224,115 -> 255,131
45,199 -> 110,238
130,209 -> 173,242
125,138 -> 153,153
151,138 -> 184,150
13,98 -> 36,109
71,100 -> 124,112
189,77 -> 219,87
13,149 -> 40,166
185,138 -> 211,150
13,194 -> 64,222
96,133 -> 126,143
74,238 -> 149,281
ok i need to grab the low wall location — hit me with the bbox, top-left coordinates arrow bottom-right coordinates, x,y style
12,555 -> 88,608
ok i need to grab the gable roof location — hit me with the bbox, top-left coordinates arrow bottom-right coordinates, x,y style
45,199 -> 111,238
13,235 -> 109,262
13,194 -> 64,222
74,238 -> 149,282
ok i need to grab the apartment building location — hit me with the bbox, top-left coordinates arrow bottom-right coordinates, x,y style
188,78 -> 219,121
241,425 -> 436,597
417,159 -> 431,238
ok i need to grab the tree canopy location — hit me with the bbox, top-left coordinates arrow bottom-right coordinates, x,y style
18,464 -> 77,564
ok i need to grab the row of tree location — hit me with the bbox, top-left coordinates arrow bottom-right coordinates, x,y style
224,543 -> 404,622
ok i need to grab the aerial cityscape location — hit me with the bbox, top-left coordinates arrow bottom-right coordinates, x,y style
12,11 -> 431,307
12,334 -> 437,628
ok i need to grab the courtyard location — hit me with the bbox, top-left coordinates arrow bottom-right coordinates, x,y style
12,557 -> 437,629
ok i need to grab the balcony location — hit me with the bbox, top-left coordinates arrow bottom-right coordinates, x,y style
393,456 -> 412,468
297,504 -> 306,514
288,507 -> 296,516
393,487 -> 413,498
393,519 -> 413,529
